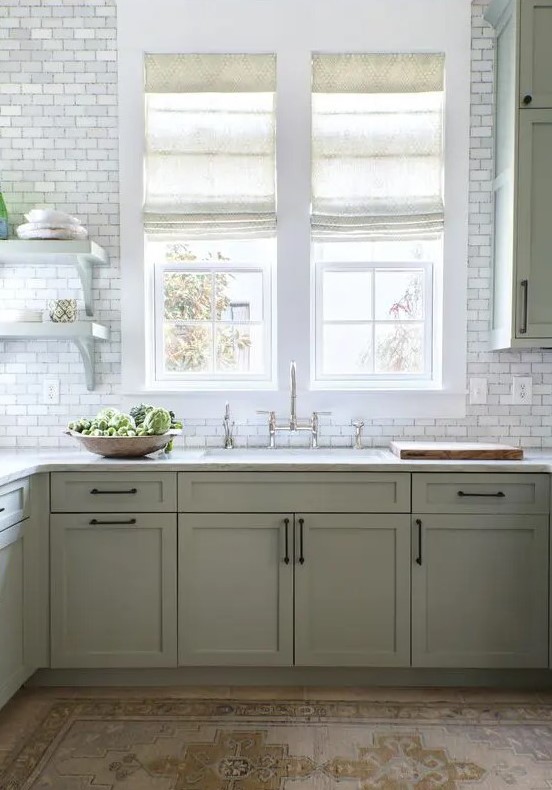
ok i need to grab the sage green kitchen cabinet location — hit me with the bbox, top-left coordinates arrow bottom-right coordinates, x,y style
411,514 -> 549,668
294,514 -> 411,667
0,517 -> 38,709
515,110 -> 552,337
486,0 -> 552,347
50,514 -> 177,668
519,0 -> 552,108
178,514 -> 293,666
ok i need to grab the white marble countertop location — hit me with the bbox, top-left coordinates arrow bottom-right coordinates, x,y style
1,447 -> 552,486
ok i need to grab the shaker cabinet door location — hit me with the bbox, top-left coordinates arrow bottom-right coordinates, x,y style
516,111 -> 552,338
294,514 -> 411,667
50,514 -> 177,668
412,514 -> 549,668
520,0 -> 552,108
178,514 -> 293,666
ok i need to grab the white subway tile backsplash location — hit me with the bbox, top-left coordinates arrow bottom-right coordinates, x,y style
0,1 -> 550,448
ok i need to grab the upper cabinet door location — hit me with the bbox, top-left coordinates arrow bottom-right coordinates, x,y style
515,110 -> 552,337
520,0 -> 552,108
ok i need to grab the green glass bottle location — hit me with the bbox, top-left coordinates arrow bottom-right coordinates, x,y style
0,190 -> 8,240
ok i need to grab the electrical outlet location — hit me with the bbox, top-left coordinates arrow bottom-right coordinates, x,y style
511,376 -> 533,405
43,379 -> 59,405
469,377 -> 487,405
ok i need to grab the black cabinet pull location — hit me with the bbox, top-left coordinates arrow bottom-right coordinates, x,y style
415,519 -> 422,566
283,518 -> 290,564
522,94 -> 533,105
298,518 -> 305,565
90,488 -> 138,495
0,507 -> 5,513
89,518 -> 137,525
457,490 -> 505,498
520,279 -> 528,334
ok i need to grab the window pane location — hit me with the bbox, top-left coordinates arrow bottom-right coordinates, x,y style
323,271 -> 372,321
322,324 -> 373,375
164,324 -> 213,373
375,269 -> 424,321
375,323 -> 424,374
216,325 -> 264,373
215,272 -> 263,322
163,272 -> 212,321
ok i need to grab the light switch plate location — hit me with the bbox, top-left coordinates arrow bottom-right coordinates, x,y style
469,377 -> 487,405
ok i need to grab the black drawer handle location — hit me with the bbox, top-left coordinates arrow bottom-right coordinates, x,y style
89,518 -> 137,525
0,507 -> 5,513
90,488 -> 138,495
457,490 -> 505,498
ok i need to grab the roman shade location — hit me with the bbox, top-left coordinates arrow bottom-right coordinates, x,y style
144,54 -> 276,239
311,53 -> 445,240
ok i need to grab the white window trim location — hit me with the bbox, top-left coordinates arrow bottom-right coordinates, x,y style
116,0 -> 471,419
152,259 -> 275,389
312,260 -> 435,388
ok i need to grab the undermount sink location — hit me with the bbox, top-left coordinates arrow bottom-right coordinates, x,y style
203,448 -> 391,461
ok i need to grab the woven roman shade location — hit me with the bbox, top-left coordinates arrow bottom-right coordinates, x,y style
144,54 -> 276,239
312,53 -> 445,240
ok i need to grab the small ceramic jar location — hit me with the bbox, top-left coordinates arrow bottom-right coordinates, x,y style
49,298 -> 77,323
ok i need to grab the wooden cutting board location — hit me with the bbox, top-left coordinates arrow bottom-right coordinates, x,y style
390,441 -> 524,460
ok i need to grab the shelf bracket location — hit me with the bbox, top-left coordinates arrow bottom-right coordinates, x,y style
75,255 -> 94,317
73,337 -> 95,391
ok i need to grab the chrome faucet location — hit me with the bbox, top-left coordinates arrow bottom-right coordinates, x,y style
222,401 -> 235,449
258,361 -> 330,448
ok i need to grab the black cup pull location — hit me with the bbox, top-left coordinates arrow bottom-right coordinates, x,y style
89,518 -> 137,525
457,491 -> 505,498
415,519 -> 422,566
298,518 -> 305,565
90,488 -> 138,495
283,518 -> 290,564
522,94 -> 533,105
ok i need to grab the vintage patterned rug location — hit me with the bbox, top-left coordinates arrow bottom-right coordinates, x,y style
1,696 -> 552,788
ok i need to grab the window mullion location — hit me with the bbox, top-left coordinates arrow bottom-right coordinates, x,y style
276,50 -> 312,391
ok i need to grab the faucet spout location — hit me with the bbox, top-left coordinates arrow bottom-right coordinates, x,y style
290,360 -> 297,430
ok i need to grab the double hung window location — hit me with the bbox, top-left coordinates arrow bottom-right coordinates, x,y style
311,54 -> 445,387
144,54 -> 276,385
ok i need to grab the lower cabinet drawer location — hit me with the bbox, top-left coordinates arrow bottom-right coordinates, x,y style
50,472 -> 177,513
412,473 -> 549,514
0,478 -> 30,532
50,513 -> 177,668
178,472 -> 411,513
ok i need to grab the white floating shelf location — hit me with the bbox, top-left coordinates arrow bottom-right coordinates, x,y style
0,240 -> 110,317
0,321 -> 110,391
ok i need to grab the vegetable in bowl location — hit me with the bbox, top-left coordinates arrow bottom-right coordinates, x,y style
67,404 -> 183,453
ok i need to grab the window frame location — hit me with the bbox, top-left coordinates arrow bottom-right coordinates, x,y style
151,256 -> 275,388
117,0 -> 471,418
313,259 -> 434,388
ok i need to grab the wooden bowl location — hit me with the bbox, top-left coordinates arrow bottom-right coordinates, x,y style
66,430 -> 181,458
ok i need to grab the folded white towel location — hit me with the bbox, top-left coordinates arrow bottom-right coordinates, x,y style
25,208 -> 81,226
16,224 -> 88,241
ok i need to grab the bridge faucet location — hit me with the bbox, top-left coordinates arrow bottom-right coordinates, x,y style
258,361 -> 331,448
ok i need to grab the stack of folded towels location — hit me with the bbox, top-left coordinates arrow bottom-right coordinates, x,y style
16,208 -> 88,240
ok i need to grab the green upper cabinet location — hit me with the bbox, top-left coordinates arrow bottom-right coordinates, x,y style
486,0 -> 552,348
519,1 -> 552,108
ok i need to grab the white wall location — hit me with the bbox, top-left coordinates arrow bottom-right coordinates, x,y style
0,0 -> 551,448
